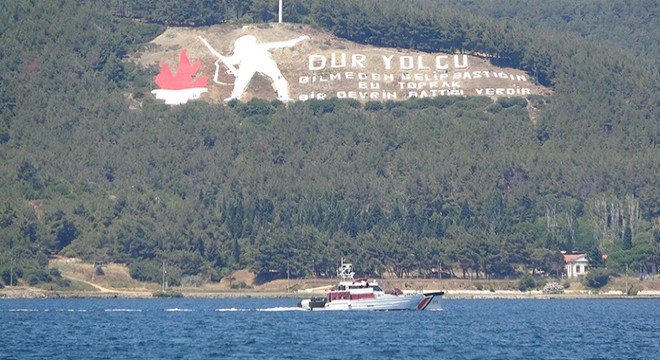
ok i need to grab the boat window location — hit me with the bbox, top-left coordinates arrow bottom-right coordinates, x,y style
338,285 -> 346,291
372,285 -> 383,292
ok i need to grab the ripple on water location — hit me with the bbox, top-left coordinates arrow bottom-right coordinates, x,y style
0,298 -> 657,359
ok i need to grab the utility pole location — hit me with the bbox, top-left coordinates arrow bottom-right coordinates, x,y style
162,260 -> 166,291
8,239 -> 13,287
278,0 -> 283,23
9,252 -> 13,287
625,263 -> 629,295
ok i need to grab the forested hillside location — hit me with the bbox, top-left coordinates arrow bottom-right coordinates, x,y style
0,0 -> 657,287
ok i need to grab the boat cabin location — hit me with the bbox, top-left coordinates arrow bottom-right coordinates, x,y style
326,262 -> 383,302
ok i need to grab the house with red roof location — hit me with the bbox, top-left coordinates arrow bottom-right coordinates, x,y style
563,252 -> 589,278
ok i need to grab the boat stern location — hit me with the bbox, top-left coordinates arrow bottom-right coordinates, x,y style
417,291 -> 445,311
298,296 -> 327,310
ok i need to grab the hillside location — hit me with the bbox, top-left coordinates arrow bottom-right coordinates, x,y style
0,0 -> 657,291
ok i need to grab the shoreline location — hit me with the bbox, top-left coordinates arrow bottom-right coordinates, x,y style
2,287 -> 659,300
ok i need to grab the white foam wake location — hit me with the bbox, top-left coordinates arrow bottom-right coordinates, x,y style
257,307 -> 308,312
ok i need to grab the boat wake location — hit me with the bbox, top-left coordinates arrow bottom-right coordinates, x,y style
104,309 -> 142,312
165,308 -> 193,312
215,308 -> 248,312
257,307 -> 307,312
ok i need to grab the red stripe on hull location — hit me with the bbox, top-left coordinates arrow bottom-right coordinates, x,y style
417,296 -> 431,310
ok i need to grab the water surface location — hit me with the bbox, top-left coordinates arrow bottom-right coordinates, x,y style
1,298 -> 657,359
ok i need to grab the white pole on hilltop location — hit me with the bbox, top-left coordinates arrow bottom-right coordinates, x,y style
278,0 -> 283,23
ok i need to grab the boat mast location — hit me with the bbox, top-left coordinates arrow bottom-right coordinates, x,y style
337,258 -> 355,281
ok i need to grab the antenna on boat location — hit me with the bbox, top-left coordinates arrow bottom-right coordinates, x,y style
337,258 -> 354,281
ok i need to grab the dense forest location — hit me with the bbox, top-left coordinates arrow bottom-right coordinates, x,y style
0,0 -> 658,287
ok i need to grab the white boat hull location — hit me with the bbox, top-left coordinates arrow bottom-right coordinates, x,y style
300,292 -> 443,311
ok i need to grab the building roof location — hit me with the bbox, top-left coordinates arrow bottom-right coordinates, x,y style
563,253 -> 588,263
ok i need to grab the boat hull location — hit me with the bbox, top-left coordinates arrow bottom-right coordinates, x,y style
300,292 -> 443,311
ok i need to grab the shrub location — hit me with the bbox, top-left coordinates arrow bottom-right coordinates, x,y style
108,281 -> 129,289
23,267 -> 52,285
129,260 -> 161,283
384,100 -> 398,110
28,275 -> 40,286
230,281 -> 251,289
308,98 -> 337,114
0,132 -> 9,144
238,99 -> 274,122
585,268 -> 610,289
130,260 -> 182,287
49,268 -> 61,278
37,253 -> 50,267
95,266 -> 105,276
340,98 -> 361,109
181,275 -> 203,287
430,96 -> 455,108
2,267 -> 22,285
486,103 -> 503,113
626,285 -> 640,296
497,97 -> 528,108
517,274 -> 537,291
364,101 -> 383,111
402,97 -> 432,110
542,282 -> 565,294
56,278 -> 71,287
270,99 -> 284,108
209,268 -> 222,283
390,107 -> 406,118
94,266 -> 105,276
152,290 -> 184,298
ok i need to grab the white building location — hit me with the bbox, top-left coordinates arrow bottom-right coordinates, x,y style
564,253 -> 589,278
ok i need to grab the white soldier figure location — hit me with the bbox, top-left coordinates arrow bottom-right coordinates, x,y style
199,34 -> 309,102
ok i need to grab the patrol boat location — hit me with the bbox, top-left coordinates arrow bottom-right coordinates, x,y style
298,260 -> 443,311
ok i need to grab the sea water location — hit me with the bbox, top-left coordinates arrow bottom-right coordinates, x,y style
0,298 -> 657,359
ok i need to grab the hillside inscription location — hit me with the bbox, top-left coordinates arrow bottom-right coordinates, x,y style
137,25 -> 549,105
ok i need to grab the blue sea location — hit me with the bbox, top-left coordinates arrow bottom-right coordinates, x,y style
0,298 -> 657,359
